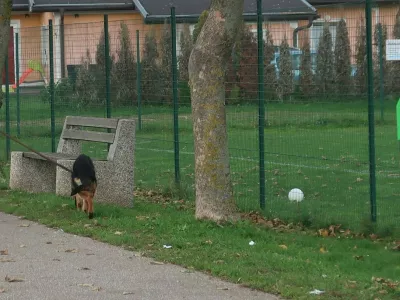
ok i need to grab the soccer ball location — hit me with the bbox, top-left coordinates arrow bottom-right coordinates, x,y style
288,188 -> 304,202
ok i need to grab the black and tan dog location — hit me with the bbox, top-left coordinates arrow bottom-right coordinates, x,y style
71,154 -> 97,219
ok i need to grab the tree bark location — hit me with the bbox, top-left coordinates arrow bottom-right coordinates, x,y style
0,0 -> 12,109
188,0 -> 244,222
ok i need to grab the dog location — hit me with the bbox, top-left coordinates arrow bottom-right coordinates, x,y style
70,154 -> 97,219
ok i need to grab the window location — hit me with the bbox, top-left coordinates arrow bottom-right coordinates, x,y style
41,25 -> 49,66
310,21 -> 339,51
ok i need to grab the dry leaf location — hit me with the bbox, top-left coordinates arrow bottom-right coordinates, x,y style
52,258 -> 61,261
61,204 -> 68,208
318,229 -> 329,237
370,234 -> 378,240
123,292 -> 134,295
46,242 -> 52,244
5,275 -> 24,282
65,249 -> 78,253
19,223 -> 30,227
0,258 -> 15,262
78,267 -> 91,271
319,247 -> 328,254
84,224 -> 91,228
0,249 -> 8,255
354,255 -> 364,261
0,288 -> 5,293
114,231 -> 123,235
279,244 -> 288,250
150,261 -> 164,265
78,283 -> 101,291
19,245 -> 26,248
217,287 -> 229,290
204,240 -> 213,244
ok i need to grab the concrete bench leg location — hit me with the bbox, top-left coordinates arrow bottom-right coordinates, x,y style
55,160 -> 75,197
55,160 -> 134,207
9,152 -> 56,194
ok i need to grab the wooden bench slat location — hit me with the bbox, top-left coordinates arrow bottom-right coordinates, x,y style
65,116 -> 119,129
61,129 -> 115,144
23,152 -> 78,161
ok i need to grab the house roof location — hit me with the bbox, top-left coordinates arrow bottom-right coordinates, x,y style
133,0 -> 318,23
308,0 -> 396,4
12,0 -> 135,12
12,0 -> 318,21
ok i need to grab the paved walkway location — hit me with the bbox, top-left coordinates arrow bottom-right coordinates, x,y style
0,212 -> 280,300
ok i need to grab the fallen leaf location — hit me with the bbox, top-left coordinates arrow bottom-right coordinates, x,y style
5,275 -> 24,282
61,204 -> 68,208
370,234 -> 378,240
319,247 -> 328,254
217,287 -> 229,290
318,229 -> 329,237
0,258 -> 15,262
78,283 -> 101,291
0,288 -> 4,293
78,267 -> 91,271
19,223 -> 30,227
84,224 -> 91,228
0,249 -> 8,255
52,258 -> 61,261
65,249 -> 78,253
122,292 -> 134,295
114,231 -> 123,235
150,261 -> 164,265
391,244 -> 400,251
19,245 -> 26,248
204,240 -> 213,245
354,255 -> 364,261
46,242 -> 52,244
279,244 -> 288,250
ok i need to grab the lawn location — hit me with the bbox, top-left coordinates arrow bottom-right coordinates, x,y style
0,189 -> 399,300
1,94 -> 400,235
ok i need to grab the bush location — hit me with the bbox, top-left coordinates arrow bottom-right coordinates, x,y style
316,23 -> 334,96
334,19 -> 352,96
40,77 -> 75,108
276,36 -> 293,101
141,29 -> 162,104
159,20 -> 173,105
74,49 -> 98,108
354,20 -> 367,95
112,22 -> 137,106
299,39 -> 314,98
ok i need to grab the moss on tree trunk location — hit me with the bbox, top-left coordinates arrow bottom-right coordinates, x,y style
188,0 -> 244,222
0,0 -> 12,109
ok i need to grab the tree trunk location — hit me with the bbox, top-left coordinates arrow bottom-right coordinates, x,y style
188,0 -> 243,222
0,0 -> 13,109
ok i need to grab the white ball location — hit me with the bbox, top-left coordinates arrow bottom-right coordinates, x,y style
288,188 -> 304,202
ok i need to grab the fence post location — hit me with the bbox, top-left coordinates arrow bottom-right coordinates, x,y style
136,30 -> 142,130
49,20 -> 56,153
171,7 -> 180,185
378,25 -> 384,122
104,15 -> 111,119
257,0 -> 266,210
15,32 -> 20,137
365,0 -> 377,222
5,53 -> 10,160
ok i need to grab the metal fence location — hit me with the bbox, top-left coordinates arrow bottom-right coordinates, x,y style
1,1 -> 400,234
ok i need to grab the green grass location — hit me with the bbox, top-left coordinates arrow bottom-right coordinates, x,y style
0,189 -> 399,300
1,95 -> 400,235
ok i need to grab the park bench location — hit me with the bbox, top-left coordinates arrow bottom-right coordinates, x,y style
9,116 -> 136,207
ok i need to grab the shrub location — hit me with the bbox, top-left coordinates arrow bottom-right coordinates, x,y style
40,77 -> 75,108
299,39 -> 314,98
354,19 -> 367,95
112,22 -> 137,106
74,49 -> 98,108
334,19 -> 352,96
159,20 -> 173,105
178,25 -> 193,105
276,36 -> 293,101
316,23 -> 334,96
141,29 -> 162,104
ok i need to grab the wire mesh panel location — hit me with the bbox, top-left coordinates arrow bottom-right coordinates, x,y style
1,1 -> 399,235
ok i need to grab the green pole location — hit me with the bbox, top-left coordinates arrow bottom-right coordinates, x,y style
396,99 -> 400,150
378,25 -> 384,122
5,53 -> 10,160
136,30 -> 142,130
257,0 -> 266,210
366,0 -> 377,222
49,19 -> 56,153
104,15 -> 111,119
15,32 -> 20,136
171,7 -> 180,184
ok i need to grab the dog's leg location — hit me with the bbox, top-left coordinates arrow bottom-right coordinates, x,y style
87,198 -> 94,219
82,197 -> 87,213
